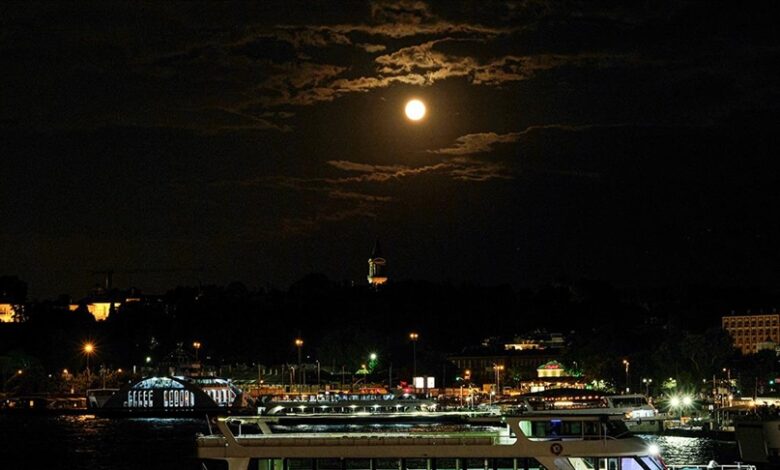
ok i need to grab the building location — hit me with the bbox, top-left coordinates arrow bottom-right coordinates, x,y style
448,349 -> 562,388
722,311 -> 780,354
0,303 -> 19,322
504,330 -> 565,351
367,239 -> 388,287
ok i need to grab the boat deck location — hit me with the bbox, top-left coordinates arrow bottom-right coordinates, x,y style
198,432 -> 508,448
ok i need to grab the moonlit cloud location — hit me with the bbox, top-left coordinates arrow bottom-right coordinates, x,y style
429,131 -> 522,155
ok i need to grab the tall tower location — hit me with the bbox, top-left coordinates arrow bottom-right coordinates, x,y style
367,239 -> 388,287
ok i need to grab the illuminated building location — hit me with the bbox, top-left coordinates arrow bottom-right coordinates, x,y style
449,350 -> 561,387
722,311 -> 780,354
536,360 -> 569,378
69,301 -> 122,321
69,291 -> 144,321
367,239 -> 388,287
504,331 -> 565,351
0,303 -> 19,322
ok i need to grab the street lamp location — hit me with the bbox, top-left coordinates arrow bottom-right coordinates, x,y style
493,363 -> 504,395
83,342 -> 95,377
409,332 -> 419,384
622,359 -> 630,393
642,378 -> 653,396
294,338 -> 303,389
193,341 -> 201,362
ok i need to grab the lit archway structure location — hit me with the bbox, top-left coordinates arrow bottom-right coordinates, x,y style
99,376 -> 241,412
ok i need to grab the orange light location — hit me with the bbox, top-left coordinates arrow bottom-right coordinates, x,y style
294,338 -> 304,347
83,342 -> 95,354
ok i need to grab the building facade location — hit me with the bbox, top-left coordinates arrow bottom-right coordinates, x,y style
722,312 -> 780,354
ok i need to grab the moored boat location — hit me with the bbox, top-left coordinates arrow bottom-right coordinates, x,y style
196,414 -> 665,470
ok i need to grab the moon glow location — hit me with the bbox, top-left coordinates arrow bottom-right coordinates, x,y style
405,99 -> 426,121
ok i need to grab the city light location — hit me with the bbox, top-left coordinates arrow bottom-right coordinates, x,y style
648,443 -> 660,455
83,342 -> 95,375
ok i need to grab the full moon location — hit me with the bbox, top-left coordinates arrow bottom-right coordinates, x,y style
405,99 -> 426,121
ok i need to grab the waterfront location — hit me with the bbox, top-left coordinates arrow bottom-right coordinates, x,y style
0,414 -> 741,470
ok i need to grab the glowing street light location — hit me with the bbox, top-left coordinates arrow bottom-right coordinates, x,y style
295,338 -> 304,388
83,342 -> 95,376
493,364 -> 504,395
642,377 -> 653,396
409,332 -> 419,382
193,341 -> 202,362
622,359 -> 630,393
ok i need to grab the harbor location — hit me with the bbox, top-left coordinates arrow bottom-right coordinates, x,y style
0,413 -> 742,470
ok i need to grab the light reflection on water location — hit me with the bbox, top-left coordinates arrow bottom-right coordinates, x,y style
638,435 -> 740,465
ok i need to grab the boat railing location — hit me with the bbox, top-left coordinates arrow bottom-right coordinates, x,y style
666,465 -> 757,470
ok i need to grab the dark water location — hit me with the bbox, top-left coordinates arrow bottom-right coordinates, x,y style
0,414 -> 740,470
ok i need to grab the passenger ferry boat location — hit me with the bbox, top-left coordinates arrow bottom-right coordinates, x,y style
196,414 -> 665,470
260,391 -> 436,415
257,390 -> 498,423
507,391 -> 664,434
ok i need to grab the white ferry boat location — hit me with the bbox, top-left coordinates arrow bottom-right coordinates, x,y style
260,391 -> 438,416
196,414 -> 665,470
509,391 -> 664,434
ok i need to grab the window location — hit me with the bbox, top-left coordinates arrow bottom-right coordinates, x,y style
376,459 -> 400,470
434,459 -> 457,470
317,459 -> 343,470
406,459 -> 428,470
346,460 -> 372,470
620,458 -> 644,470
567,458 -> 596,470
287,460 -> 314,470
464,459 -> 486,470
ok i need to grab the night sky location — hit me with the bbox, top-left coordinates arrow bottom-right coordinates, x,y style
2,1 -> 779,298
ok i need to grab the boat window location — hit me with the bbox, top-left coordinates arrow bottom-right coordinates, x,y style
604,420 -> 631,438
597,458 -> 618,470
287,459 -> 313,470
638,457 -> 664,470
525,459 -> 548,470
493,458 -> 515,470
583,421 -> 600,437
464,459 -> 486,470
376,459 -> 400,470
620,459 -> 644,470
567,458 -> 596,470
434,459 -> 457,470
317,459 -> 343,470
254,459 -> 283,470
346,459 -> 372,470
564,421 -> 582,436
406,458 -> 428,470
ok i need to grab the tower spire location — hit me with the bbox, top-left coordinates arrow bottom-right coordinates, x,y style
367,239 -> 388,287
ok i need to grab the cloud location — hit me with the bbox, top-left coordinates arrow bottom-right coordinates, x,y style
430,124 -> 597,155
357,43 -> 387,53
326,158 -> 512,183
325,160 -> 450,183
429,131 -> 521,155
